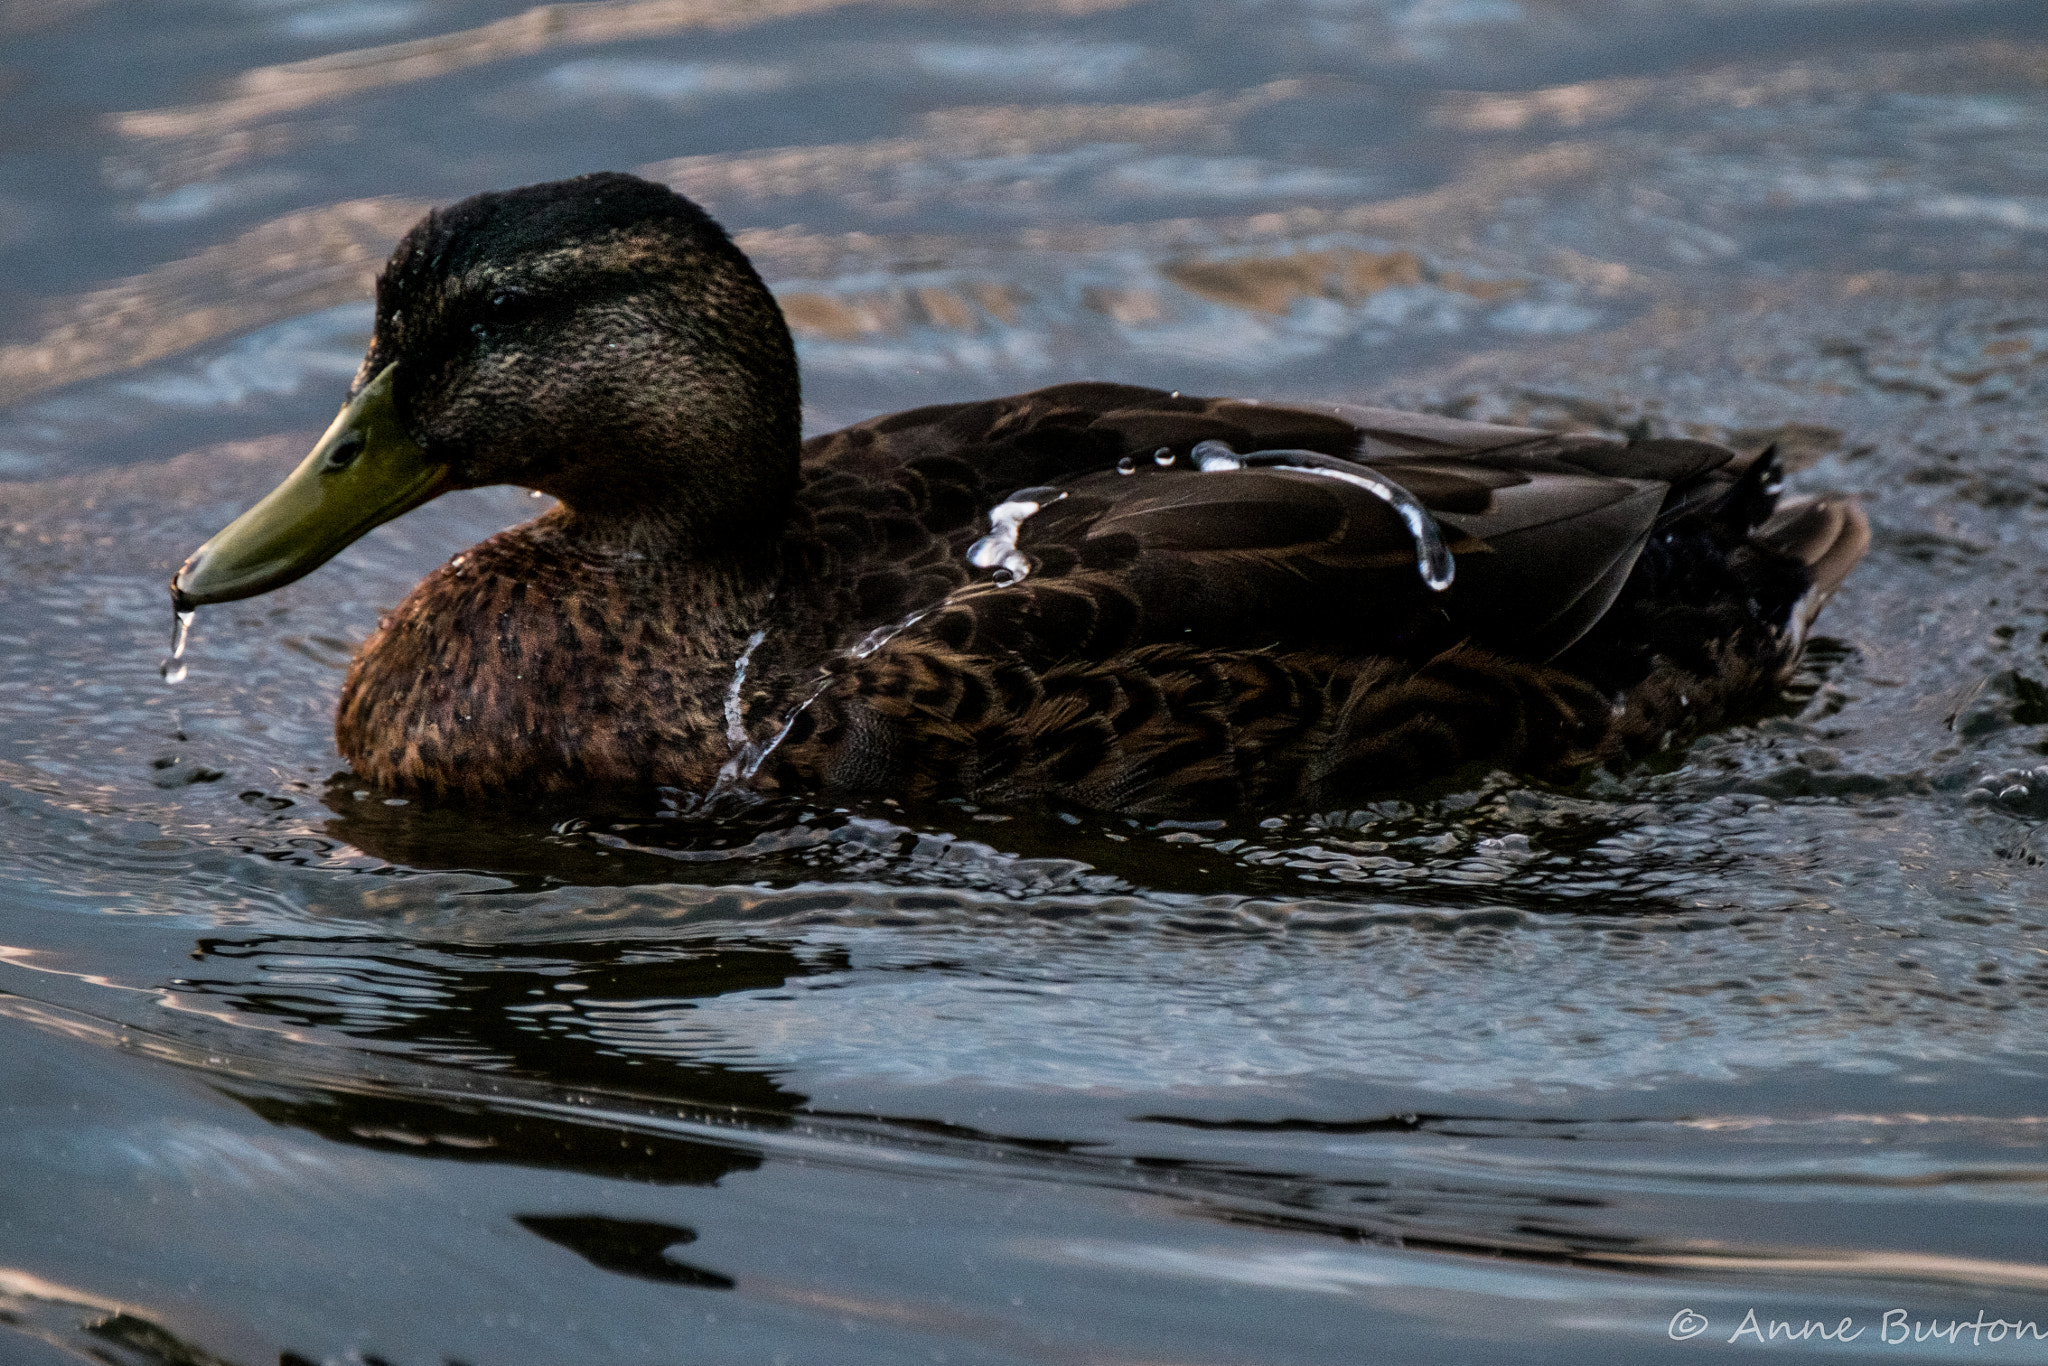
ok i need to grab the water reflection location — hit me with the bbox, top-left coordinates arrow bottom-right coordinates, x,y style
186,933 -> 822,1112
235,1082 -> 772,1187
0,1272 -> 255,1366
109,0 -> 926,140
514,1214 -> 736,1289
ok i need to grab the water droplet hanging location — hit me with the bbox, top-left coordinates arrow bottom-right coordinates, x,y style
160,609 -> 195,684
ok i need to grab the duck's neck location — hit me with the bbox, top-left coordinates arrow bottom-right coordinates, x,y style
528,415 -> 801,561
538,474 -> 791,571
526,500 -> 785,615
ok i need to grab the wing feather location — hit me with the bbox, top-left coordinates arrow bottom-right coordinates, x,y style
794,382 -> 1756,670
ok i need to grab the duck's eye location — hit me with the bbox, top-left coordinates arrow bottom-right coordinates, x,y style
466,291 -> 536,342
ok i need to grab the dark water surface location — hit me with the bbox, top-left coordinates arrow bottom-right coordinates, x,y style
7,1 -> 2048,1362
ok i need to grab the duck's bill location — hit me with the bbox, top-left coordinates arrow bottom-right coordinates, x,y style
170,364 -> 450,608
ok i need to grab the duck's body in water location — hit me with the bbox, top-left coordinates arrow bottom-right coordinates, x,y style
172,173 -> 1868,816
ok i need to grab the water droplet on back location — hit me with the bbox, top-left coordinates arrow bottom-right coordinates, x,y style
1188,441 -> 1453,589
1116,456 -> 1137,475
1154,447 -> 1176,467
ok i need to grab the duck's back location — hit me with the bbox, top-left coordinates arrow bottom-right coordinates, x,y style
729,384 -> 1867,813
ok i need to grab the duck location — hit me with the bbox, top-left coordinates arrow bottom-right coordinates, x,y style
170,171 -> 1869,815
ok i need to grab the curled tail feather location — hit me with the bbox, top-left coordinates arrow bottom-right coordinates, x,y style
1752,494 -> 1871,675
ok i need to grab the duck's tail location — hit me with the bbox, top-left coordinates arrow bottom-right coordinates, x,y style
1549,440 -> 1870,763
1749,484 -> 1871,677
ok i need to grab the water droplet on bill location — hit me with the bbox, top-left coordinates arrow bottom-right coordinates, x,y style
160,608 -> 195,684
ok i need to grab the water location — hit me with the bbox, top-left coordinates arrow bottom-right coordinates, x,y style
965,486 -> 1066,585
159,607 -> 194,684
6,1 -> 2048,1363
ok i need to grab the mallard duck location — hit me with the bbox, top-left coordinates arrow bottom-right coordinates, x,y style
171,172 -> 1868,814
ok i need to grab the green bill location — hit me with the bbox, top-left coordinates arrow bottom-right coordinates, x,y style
171,364 -> 450,607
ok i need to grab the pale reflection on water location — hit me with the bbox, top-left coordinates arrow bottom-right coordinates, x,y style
5,1 -> 2048,1363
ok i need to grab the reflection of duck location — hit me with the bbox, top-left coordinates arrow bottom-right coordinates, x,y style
172,172 -> 1867,814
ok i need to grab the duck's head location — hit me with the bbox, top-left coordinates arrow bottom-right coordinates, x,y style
171,172 -> 799,607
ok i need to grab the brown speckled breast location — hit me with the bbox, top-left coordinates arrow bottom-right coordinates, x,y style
336,510 -> 775,798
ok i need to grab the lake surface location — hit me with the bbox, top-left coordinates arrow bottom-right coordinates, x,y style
6,1 -> 2048,1362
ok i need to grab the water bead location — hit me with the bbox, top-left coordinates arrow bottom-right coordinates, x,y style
159,608 -> 195,685
968,487 -> 1062,585
1188,441 -> 1455,591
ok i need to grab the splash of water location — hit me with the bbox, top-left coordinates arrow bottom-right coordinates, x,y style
160,609 -> 195,684
724,628 -> 769,752
708,602 -> 949,802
